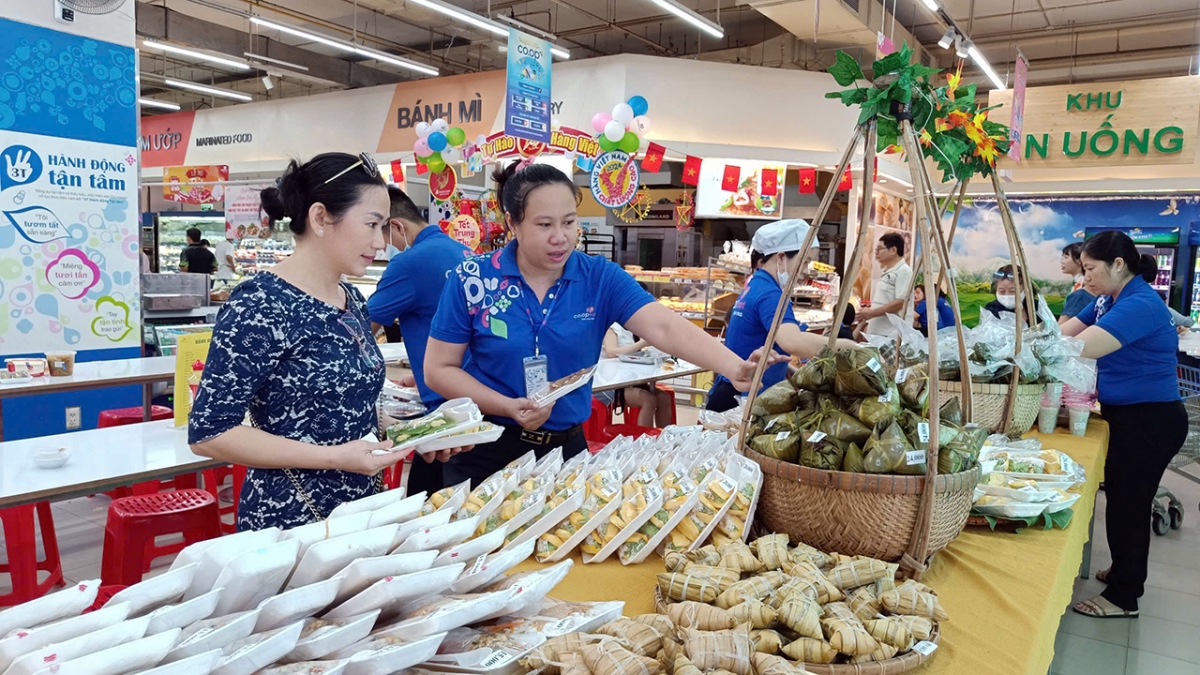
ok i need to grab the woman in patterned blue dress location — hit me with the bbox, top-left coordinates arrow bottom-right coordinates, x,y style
188,153 -> 416,530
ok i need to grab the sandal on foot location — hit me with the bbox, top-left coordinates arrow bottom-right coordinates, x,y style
1072,596 -> 1138,619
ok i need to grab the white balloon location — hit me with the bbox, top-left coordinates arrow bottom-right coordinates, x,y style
415,122 -> 432,138
632,115 -> 652,136
639,138 -> 649,152
551,116 -> 561,130
475,134 -> 488,146
611,102 -> 634,126
442,146 -> 463,163
604,120 -> 626,143
431,118 -> 450,134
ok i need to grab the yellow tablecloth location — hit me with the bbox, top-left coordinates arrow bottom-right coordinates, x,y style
513,420 -> 1108,675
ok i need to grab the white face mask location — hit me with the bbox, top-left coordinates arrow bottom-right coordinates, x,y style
996,293 -> 1017,309
776,258 -> 789,288
382,244 -> 401,261
381,221 -> 409,261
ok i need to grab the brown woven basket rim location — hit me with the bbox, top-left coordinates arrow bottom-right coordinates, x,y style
936,380 -> 1047,394
743,445 -> 982,496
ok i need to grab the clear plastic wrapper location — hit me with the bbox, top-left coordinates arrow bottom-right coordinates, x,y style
664,470 -> 738,554
580,469 -> 660,559
619,465 -> 698,564
423,481 -> 471,517
535,469 -> 622,562
714,455 -> 762,544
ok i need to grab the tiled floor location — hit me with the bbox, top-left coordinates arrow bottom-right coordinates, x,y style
4,408 -> 1200,674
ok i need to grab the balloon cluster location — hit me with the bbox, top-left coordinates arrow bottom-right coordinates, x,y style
412,119 -> 471,173
590,95 -> 651,154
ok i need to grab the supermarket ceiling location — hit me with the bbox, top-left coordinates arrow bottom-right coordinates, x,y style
137,0 -> 1200,113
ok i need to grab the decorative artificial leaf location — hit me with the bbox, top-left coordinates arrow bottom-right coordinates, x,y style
953,83 -> 978,103
876,115 -> 900,152
858,98 -> 881,125
826,87 -> 870,106
911,97 -> 935,132
830,51 -> 866,87
1046,508 -> 1075,530
910,64 -> 941,80
871,43 -> 912,77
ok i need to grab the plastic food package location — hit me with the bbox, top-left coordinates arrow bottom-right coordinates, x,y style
280,515 -> 371,562
715,456 -> 762,543
665,471 -> 738,554
209,539 -> 300,616
106,563 -> 198,617
260,661 -> 347,675
477,559 -> 574,622
133,649 -> 222,675
145,587 -> 221,636
288,525 -> 398,590
535,468 -> 622,563
395,515 -> 480,554
211,621 -> 305,675
581,471 -> 662,562
181,528 -> 283,601
284,611 -> 379,663
479,477 -> 551,537
256,578 -> 342,633
377,588 -> 517,639
620,469 -> 698,564
365,493 -> 427,529
328,488 -> 409,519
163,610 -> 259,663
324,563 -> 465,620
0,578 -> 101,638
331,632 -> 447,675
502,484 -> 584,553
434,526 -> 508,568
390,510 -> 454,550
0,601 -> 130,672
331,550 -> 438,606
29,627 -> 180,675
455,471 -> 518,523
7,616 -> 151,675
448,539 -> 536,595
894,363 -> 929,412
422,480 -> 470,517
791,347 -> 837,392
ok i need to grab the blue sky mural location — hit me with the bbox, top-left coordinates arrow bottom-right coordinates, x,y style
947,195 -> 1200,285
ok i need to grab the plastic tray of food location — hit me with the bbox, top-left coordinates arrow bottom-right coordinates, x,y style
415,423 -> 505,454
530,367 -> 596,409
382,400 -> 484,455
582,486 -> 664,564
391,510 -> 455,550
542,495 -> 621,563
477,560 -> 574,622
617,351 -> 657,365
627,488 -> 699,565
686,470 -> 740,552
332,632 -> 447,675
395,516 -> 481,554
324,564 -> 466,620
377,589 -> 518,639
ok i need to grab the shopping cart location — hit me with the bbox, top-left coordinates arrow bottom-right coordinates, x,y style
1160,365 -> 1200,534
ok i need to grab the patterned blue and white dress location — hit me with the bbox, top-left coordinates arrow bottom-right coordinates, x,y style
189,272 -> 385,531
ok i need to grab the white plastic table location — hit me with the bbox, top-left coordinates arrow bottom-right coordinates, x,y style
0,356 -> 176,440
0,419 -> 221,508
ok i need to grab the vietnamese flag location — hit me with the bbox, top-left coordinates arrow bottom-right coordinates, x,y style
682,155 -> 702,186
838,170 -> 853,191
415,161 -> 429,176
761,169 -> 778,196
390,159 -> 405,185
797,168 -> 816,194
722,165 -> 741,192
642,143 -> 665,173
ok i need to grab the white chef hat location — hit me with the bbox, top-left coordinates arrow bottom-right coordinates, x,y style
751,219 -> 817,256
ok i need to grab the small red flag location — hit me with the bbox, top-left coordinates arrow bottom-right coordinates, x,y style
682,155 -> 702,186
761,169 -> 778,196
415,161 -> 429,176
722,165 -> 741,192
390,159 -> 404,184
838,170 -> 853,191
873,157 -> 879,183
642,143 -> 665,173
797,168 -> 816,194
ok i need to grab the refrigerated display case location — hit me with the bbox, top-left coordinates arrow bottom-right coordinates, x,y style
1085,226 -> 1179,303
156,214 -> 227,273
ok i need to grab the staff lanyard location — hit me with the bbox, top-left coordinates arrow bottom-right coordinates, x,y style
524,281 -> 568,357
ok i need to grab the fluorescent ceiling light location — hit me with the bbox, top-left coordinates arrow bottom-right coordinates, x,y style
937,27 -> 955,50
250,16 -> 438,76
920,0 -> 940,11
243,52 -> 309,71
163,78 -> 253,101
142,40 -> 250,71
139,98 -> 181,111
968,45 -> 1006,90
409,0 -> 507,37
648,0 -> 724,39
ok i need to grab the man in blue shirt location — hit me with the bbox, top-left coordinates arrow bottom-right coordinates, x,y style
368,186 -> 471,494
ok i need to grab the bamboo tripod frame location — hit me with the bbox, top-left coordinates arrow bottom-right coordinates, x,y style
736,110 -> 1037,574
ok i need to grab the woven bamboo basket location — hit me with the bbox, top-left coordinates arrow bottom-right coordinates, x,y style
937,380 -> 1044,436
745,452 -> 981,562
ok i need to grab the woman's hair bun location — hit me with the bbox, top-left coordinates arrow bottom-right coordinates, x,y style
1138,253 -> 1158,283
260,185 -> 287,223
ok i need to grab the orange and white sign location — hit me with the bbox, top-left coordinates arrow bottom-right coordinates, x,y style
163,165 -> 228,204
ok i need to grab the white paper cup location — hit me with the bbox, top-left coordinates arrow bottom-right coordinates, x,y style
1042,383 -> 1063,408
1039,405 -> 1059,434
1068,406 -> 1090,436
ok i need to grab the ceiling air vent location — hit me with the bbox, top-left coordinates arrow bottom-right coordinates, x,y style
841,0 -> 860,11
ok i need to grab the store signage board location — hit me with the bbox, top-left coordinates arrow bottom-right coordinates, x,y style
224,184 -> 272,240
694,159 -> 786,220
164,165 -> 229,204
504,28 -> 553,144
590,151 -> 640,208
1084,226 -> 1180,245
989,76 -> 1200,169
174,332 -> 212,427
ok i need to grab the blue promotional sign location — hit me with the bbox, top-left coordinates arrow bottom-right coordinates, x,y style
504,28 -> 552,144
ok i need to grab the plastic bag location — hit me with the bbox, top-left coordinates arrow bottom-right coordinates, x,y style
535,468 -> 621,562
0,579 -> 101,639
863,420 -> 924,475
790,347 -> 836,392
834,347 -> 889,397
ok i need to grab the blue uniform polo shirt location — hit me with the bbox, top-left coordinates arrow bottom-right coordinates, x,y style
429,242 -> 654,430
713,268 -> 800,393
367,227 -> 472,406
1075,275 -> 1179,406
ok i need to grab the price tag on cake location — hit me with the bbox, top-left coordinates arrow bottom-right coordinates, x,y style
867,357 -> 882,372
878,389 -> 892,403
807,430 -> 827,443
480,650 -> 515,669
717,476 -> 738,496
906,450 -> 927,466
917,422 -> 930,444
775,431 -> 791,442
645,485 -> 664,503
912,641 -> 939,656
895,367 -> 910,384
765,416 -> 779,430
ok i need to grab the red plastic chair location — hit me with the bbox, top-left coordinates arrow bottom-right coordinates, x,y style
201,465 -> 246,534
597,424 -> 662,443
100,489 -> 221,586
84,585 -> 128,613
0,503 -> 64,606
584,398 -> 612,444
97,406 -> 173,428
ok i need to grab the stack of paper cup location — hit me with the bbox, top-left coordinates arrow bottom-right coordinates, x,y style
1039,383 -> 1064,434
1067,407 -> 1090,436
1061,384 -> 1094,437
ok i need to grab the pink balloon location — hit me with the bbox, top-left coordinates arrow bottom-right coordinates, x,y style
591,112 -> 613,133
414,139 -> 432,157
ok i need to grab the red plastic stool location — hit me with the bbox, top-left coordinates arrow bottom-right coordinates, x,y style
101,489 -> 221,586
202,465 -> 246,534
97,406 -> 173,428
0,503 -> 64,606
584,398 -> 612,443
587,440 -> 606,454
383,460 -> 407,491
84,585 -> 127,613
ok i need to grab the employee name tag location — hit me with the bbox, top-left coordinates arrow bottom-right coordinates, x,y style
523,355 -> 549,398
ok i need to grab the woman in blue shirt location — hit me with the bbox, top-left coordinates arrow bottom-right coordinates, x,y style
1061,231 -> 1187,619
426,162 -> 773,485
912,285 -> 955,337
705,220 -> 856,413
189,153 -> 425,530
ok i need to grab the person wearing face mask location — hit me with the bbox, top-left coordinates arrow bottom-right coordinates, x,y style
425,162 -> 783,486
1060,231 -> 1186,620
983,264 -> 1040,323
1059,242 -> 1095,325
367,186 -> 472,494
704,219 -> 858,413
856,233 -> 913,336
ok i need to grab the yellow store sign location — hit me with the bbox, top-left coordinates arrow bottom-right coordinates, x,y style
989,76 -> 1200,169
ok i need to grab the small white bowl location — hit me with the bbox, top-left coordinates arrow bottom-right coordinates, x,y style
33,447 -> 69,469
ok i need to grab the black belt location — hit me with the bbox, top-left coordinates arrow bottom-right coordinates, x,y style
513,424 -> 584,446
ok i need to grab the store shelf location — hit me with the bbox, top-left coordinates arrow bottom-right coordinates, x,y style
145,307 -> 220,319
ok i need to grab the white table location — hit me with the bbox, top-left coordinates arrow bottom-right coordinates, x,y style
0,420 -> 222,508
0,356 -> 176,440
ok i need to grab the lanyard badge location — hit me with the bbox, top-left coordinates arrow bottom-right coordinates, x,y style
521,281 -> 567,398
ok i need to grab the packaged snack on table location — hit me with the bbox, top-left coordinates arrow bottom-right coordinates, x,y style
456,471 -> 519,525
422,480 -> 471,517
535,468 -> 622,563
662,470 -> 738,554
580,469 -> 662,563
618,466 -> 698,565
713,455 -> 762,545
